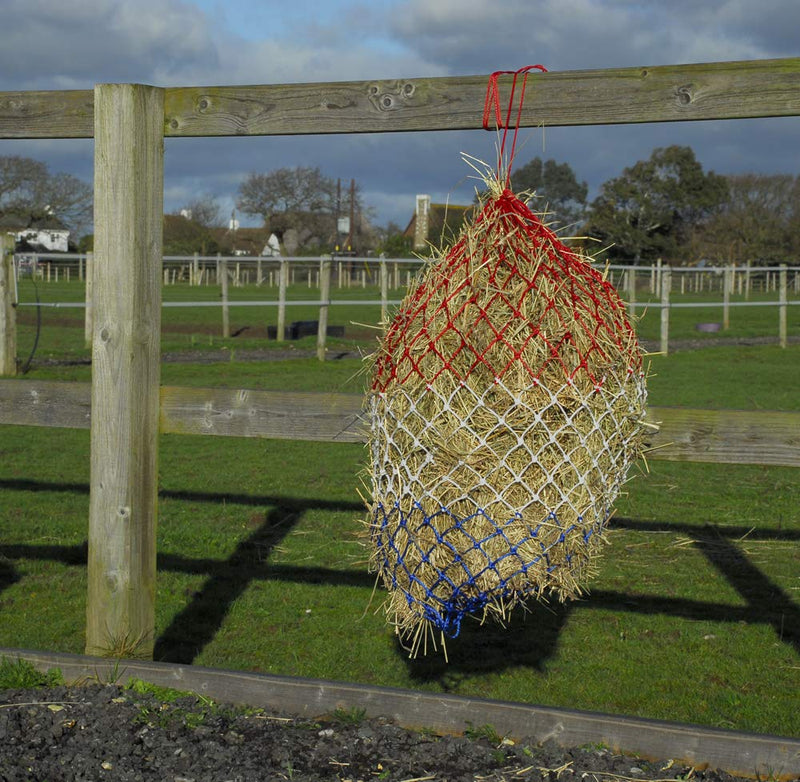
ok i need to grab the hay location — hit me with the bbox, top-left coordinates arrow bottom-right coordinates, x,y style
366,178 -> 647,652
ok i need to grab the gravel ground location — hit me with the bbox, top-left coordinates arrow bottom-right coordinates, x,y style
0,683 -> 769,782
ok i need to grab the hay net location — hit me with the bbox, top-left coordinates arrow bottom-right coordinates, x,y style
366,177 -> 647,648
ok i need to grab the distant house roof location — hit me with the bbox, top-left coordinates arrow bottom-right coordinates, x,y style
211,226 -> 270,256
0,211 -> 69,232
403,202 -> 474,250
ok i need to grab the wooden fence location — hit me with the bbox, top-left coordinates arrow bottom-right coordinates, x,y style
2,58 -> 800,659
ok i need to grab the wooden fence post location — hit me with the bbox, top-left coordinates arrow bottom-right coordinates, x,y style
220,257 -> 230,338
277,259 -> 287,341
660,266 -> 671,355
655,258 -> 662,297
317,256 -> 331,361
745,261 -> 752,300
380,256 -> 389,325
779,264 -> 787,349
626,266 -> 636,318
0,235 -> 16,376
723,265 -> 731,330
84,251 -> 93,348
86,83 -> 164,660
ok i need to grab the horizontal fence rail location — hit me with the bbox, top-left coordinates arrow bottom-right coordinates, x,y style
2,379 -> 799,468
2,58 -> 800,139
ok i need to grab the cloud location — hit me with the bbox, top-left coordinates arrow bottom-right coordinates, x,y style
0,0 -> 437,92
389,0 -> 800,74
0,0 -> 219,89
2,0 -> 799,232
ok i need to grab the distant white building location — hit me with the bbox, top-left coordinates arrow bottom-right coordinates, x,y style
15,226 -> 70,252
261,232 -> 282,257
0,212 -> 70,252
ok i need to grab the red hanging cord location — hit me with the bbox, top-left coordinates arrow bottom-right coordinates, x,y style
482,65 -> 548,186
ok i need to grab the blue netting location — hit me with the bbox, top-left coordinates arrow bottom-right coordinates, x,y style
372,500 -> 602,638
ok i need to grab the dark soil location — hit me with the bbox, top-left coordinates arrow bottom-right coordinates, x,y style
26,334 -> 800,372
0,683 -> 767,782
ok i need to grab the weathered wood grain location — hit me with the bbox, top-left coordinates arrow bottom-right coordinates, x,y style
317,258 -> 331,361
643,406 -> 800,467
0,236 -> 16,376
2,379 -> 799,467
2,59 -> 799,140
660,267 -> 671,355
0,379 -> 90,427
84,252 -> 93,348
86,84 -> 164,660
220,258 -> 230,338
277,259 -> 288,341
159,385 -> 366,443
162,58 -> 800,136
0,89 -> 93,138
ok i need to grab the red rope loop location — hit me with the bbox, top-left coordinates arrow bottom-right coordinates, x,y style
482,65 -> 548,184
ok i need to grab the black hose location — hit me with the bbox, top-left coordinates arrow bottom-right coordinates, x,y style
19,273 -> 42,375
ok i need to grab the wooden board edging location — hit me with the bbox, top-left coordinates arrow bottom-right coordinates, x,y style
2,379 -> 800,467
2,647 -> 798,780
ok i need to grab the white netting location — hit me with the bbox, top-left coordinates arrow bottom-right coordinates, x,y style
368,366 -> 646,638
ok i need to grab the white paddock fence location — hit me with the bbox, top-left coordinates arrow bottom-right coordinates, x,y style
8,252 -> 799,358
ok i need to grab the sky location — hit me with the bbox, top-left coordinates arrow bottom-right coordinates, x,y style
2,0 -> 799,235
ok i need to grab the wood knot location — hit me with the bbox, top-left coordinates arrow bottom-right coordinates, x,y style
675,85 -> 693,106
368,81 -> 416,112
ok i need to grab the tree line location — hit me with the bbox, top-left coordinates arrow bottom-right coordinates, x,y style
506,146 -> 800,265
2,149 -> 798,264
0,156 -> 92,242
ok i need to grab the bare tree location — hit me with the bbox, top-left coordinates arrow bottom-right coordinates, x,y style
237,166 -> 337,242
0,155 -> 92,236
694,173 -> 797,263
181,194 -> 223,227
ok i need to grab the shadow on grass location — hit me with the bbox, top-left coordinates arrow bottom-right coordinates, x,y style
1,477 -> 798,670
0,478 -> 364,514
0,558 -> 20,597
404,601 -> 571,690
154,502 -> 301,663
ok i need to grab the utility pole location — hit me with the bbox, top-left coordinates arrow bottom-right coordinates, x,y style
348,178 -> 355,252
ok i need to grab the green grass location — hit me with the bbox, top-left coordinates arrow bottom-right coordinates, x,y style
0,656 -> 64,689
645,344 -> 800,410
10,278 -> 799,378
1,295 -> 799,738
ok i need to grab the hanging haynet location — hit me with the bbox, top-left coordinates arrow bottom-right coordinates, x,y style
364,67 -> 648,655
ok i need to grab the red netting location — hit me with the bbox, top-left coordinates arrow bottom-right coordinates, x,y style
372,188 -> 642,395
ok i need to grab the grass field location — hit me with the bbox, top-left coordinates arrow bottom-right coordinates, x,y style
1,280 -> 799,739
9,275 -> 800,369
